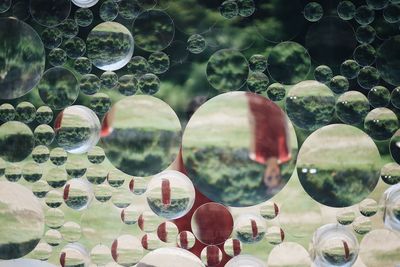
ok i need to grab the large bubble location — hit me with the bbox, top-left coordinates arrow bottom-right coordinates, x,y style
0,17 -> 45,100
54,105 -> 101,154
0,181 -> 44,259
100,95 -> 181,177
137,247 -> 204,267
87,22 -> 134,71
225,255 -> 265,267
297,124 -> 380,207
376,35 -> 400,86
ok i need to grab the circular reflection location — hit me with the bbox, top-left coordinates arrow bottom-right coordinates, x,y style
0,181 -> 44,259
5,163 -> 22,182
234,213 -> 266,244
359,229 -> 400,266
30,243 -> 52,261
45,208 -> 64,229
126,56 -> 149,76
266,83 -> 286,102
48,48 -> 67,66
297,124 -> 380,207
65,156 -> 87,178
94,184 -> 113,202
328,75 -> 349,94
176,231 -> 196,249
268,242 -> 311,267
381,162 -> 400,185
285,80 -> 335,131
75,8 -> 93,27
376,35 -> 400,86
32,145 -> 50,164
16,101 -> 36,123
303,2 -> 323,22
87,22 -> 134,71
306,17 -> 356,66
132,10 -> 175,52
368,85 -> 390,107
34,124 -> 54,146
390,129 -> 400,165
340,59 -> 360,79
38,67 -> 79,110
146,170 -> 195,220
246,72 -> 269,93
90,93 -> 112,115
353,216 -> 372,235
32,180 -> 50,198
355,5 -> 375,25
138,73 -> 160,95
266,226 -> 285,245
137,247 -> 204,267
0,103 -> 15,122
336,91 -> 370,125
310,224 -> 358,267
364,107 -> 398,141
356,25 -> 376,44
72,0 -> 99,8
41,28 -> 62,49
183,92 -> 296,206
91,244 -> 111,266
111,235 -> 143,266
141,233 -> 162,251
101,95 -> 181,177
64,37 -> 86,59
0,18 -> 45,100
138,210 -> 164,233
337,1 -> 356,20
45,190 -> 63,208
30,0 -> 70,27
249,54 -> 268,73
201,245 -> 222,267
259,201 -> 279,219
80,74 -> 100,95
100,0 -> 118,21
223,238 -> 242,257
45,167 -> 67,188
187,34 -> 206,54
61,221 -> 82,242
191,203 -> 233,245
0,121 -> 34,162
357,66 -> 380,89
206,49 -> 249,92
22,162 -> 42,182
226,255 -> 265,267
118,74 -> 138,96
60,243 -> 90,267
314,65 -> 333,84
0,0 -> 11,13
55,105 -> 101,154
337,208 -> 356,225
64,179 -> 93,210
86,164 -> 108,184
58,19 -> 79,39
148,51 -> 170,74
220,0 -> 238,19
36,106 -> 53,124
157,222 -> 178,243
382,183 -> 400,232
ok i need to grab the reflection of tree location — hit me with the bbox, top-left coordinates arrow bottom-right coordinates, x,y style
365,119 -> 398,140
336,100 -> 369,125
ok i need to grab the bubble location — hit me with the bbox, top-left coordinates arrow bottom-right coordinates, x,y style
146,170 -> 195,220
72,0 -> 99,8
267,42 -> 311,85
141,233 -> 162,251
34,125 -> 54,146
355,5 -> 375,25
138,73 -> 160,95
354,44 -> 376,66
303,2 -> 323,22
80,74 -> 100,95
75,8 -> 93,27
237,0 -> 255,17
64,179 -> 93,210
101,95 -> 181,176
32,180 -> 50,198
176,231 -> 196,250
60,243 -> 90,267
100,71 -> 118,89
270,242 -> 312,266
245,72 -> 268,93
100,0 -> 119,21
368,85 -> 390,108
364,107 -> 398,140
44,167 -> 67,188
60,221 -> 82,242
117,74 -> 138,96
55,105 -> 101,154
233,213 -> 267,244
0,0 -> 11,12
86,164 -> 107,184
336,91 -> 370,125
58,19 -> 79,39
132,10 -> 175,52
226,255 -> 265,267
5,163 -> 22,182
310,224 -> 358,267
129,177 -> 147,195
381,162 -> 400,185
74,57 -> 92,75
383,4 -> 400,23
148,51 -> 170,74
22,162 -> 42,182
38,67 -> 79,110
41,28 -> 63,49
259,201 -> 279,219
118,0 -> 143,19
30,243 -> 52,261
340,59 -> 360,79
157,221 -> 179,243
286,80 -> 335,131
359,228 -> 400,265
376,35 -> 400,86
200,245 -> 222,267
297,124 -> 380,207
65,156 -> 87,178
44,229 -> 62,246
266,83 -> 286,102
111,235 -> 143,266
266,226 -> 285,245
390,130 -> 400,165
30,0 -> 70,27
220,0 -> 238,19
48,48 -> 67,66
367,0 -> 389,10
314,65 -> 333,84
0,18 -> 45,100
356,25 -> 376,44
15,101 -> 35,123
90,93 -> 112,115
12,1 -> 30,21
64,37 -> 86,59
36,106 -> 53,124
191,203 -> 233,245
306,17 -> 356,66
359,198 -> 378,217
50,147 -> 68,166
329,75 -> 349,94
382,183 -> 400,231
126,56 -> 149,76
90,244 -> 111,266
353,216 -> 372,235
87,22 -> 134,71
45,208 -> 64,229
187,34 -> 206,54
0,181 -> 44,259
107,169 -> 126,188
32,145 -> 50,164
337,1 -> 356,20
0,103 -> 15,122
137,247 -> 204,267
249,54 -> 267,73
336,209 -> 356,225
357,66 -> 380,89
206,49 -> 249,92
112,187 -> 133,208
0,121 -> 34,162
120,204 -> 140,225
94,183 -> 113,202
223,238 -> 241,257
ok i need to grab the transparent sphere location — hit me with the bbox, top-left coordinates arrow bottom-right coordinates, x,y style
310,224 -> 359,267
382,183 -> 400,231
90,244 -> 111,266
157,221 -> 179,243
36,106 -> 53,124
234,213 -> 266,244
34,124 -> 55,146
187,34 -> 207,54
336,91 -> 369,125
32,180 -> 50,198
176,231 -> 196,250
0,121 -> 34,162
314,65 -> 333,84
63,178 -> 93,210
353,216 -> 372,235
364,107 -> 398,141
259,201 -> 279,220
201,245 -> 222,267
304,2 -> 324,22
138,210 -> 164,233
268,242 -> 311,267
44,229 -> 62,246
16,101 -> 36,123
146,170 -> 195,220
22,162 -> 42,183
359,198 -> 378,217
60,221 -> 82,242
220,0 -> 238,19
266,83 -> 286,101
337,1 -> 356,20
224,238 -> 242,257
111,235 -> 143,266
141,233 -> 162,251
55,105 -> 101,154
136,247 -> 204,267
72,0 -> 99,8
381,162 -> 400,185
0,103 -> 15,122
336,209 -> 356,225
94,184 -> 113,202
60,243 -> 90,267
226,255 -> 265,267
45,208 -> 65,229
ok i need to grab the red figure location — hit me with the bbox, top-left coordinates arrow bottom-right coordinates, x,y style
63,184 -> 70,201
179,231 -> 189,249
141,235 -> 148,250
157,222 -> 168,242
251,219 -> 258,239
206,246 -> 221,266
111,239 -> 118,262
232,239 -> 241,256
161,178 -> 171,208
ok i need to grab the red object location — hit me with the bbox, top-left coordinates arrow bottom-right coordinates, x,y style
129,178 -> 135,192
157,222 -> 168,242
179,231 -> 189,249
120,209 -> 125,223
274,203 -> 279,217
232,239 -> 241,256
161,178 -> 171,208
111,239 -> 118,262
138,214 -> 144,231
59,252 -> 66,267
206,246 -> 221,266
63,184 -> 70,201
141,235 -> 148,250
343,240 -> 350,260
251,219 -> 258,239
101,112 -> 113,137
